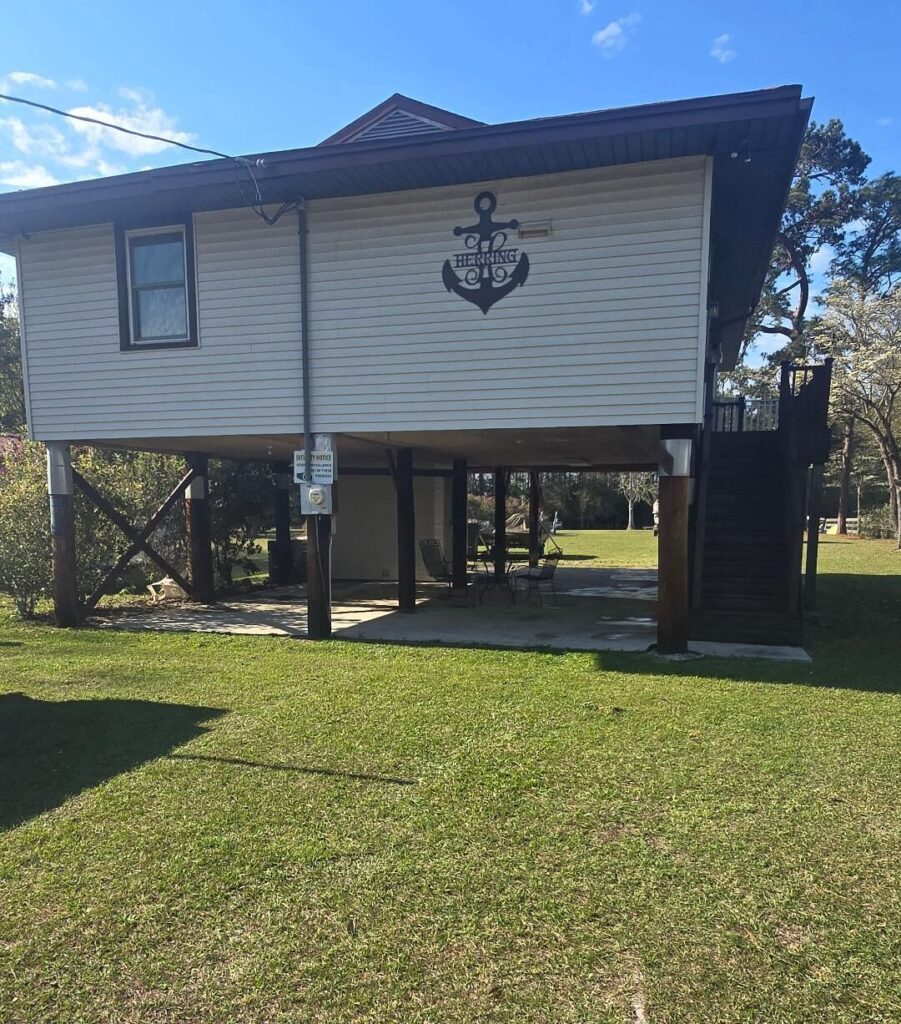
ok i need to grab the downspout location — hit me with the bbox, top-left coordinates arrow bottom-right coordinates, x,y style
298,201 -> 312,483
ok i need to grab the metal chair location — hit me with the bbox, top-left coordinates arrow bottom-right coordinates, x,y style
420,538 -> 480,601
419,539 -> 452,594
511,553 -> 561,606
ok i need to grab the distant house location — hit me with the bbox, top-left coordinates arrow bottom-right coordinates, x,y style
0,88 -> 831,647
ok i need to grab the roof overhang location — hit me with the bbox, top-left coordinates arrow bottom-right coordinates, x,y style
0,86 -> 812,368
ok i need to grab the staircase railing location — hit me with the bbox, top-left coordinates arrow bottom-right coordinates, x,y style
781,359 -> 833,431
780,359 -> 834,610
711,396 -> 779,432
779,362 -> 819,616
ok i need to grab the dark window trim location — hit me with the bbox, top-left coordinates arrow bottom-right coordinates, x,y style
115,214 -> 198,352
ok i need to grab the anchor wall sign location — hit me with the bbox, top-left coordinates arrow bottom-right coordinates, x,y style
441,191 -> 530,314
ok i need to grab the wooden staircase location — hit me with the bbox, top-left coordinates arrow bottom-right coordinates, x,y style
689,360 -> 833,648
690,430 -> 803,647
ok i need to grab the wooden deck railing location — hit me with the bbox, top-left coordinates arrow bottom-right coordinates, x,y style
710,396 -> 780,432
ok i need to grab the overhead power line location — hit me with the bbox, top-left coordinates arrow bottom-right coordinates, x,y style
0,90 -> 301,225
0,91 -> 236,161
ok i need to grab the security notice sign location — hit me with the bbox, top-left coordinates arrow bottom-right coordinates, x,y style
293,449 -> 335,485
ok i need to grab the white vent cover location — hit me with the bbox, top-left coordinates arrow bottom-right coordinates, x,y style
349,108 -> 453,143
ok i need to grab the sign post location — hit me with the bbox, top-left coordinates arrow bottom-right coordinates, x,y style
298,433 -> 335,639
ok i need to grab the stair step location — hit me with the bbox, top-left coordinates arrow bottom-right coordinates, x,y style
710,433 -> 780,447
701,578 -> 789,596
698,594 -> 791,613
704,507 -> 784,523
701,560 -> 788,579
703,534 -> 786,548
690,609 -> 802,646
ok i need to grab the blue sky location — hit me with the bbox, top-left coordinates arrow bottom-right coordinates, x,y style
1,0 -> 899,289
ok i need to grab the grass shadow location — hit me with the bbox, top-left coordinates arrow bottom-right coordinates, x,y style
167,753 -> 417,786
0,693 -> 225,830
593,571 -> 901,695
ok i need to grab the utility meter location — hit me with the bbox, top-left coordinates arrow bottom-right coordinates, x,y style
300,481 -> 333,515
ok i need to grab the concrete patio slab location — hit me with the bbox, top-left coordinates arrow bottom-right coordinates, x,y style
92,567 -> 810,661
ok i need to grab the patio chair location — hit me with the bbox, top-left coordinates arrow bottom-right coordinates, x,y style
419,539 -> 452,595
511,553 -> 561,606
421,538 -> 483,601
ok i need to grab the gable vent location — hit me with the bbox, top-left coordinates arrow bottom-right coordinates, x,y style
349,109 -> 453,143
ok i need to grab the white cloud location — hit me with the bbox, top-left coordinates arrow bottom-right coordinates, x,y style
0,82 -> 195,196
877,116 -> 894,127
66,100 -> 194,156
0,71 -> 88,97
118,85 -> 152,104
809,244 -> 834,278
579,0 -> 596,13
0,115 -> 68,157
0,160 -> 59,188
592,13 -> 640,55
710,33 -> 736,63
4,70 -> 58,89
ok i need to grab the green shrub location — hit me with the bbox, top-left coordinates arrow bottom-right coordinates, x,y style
0,440 -> 52,617
73,448 -> 187,601
208,459 -> 274,588
0,441 -> 280,614
0,443 -> 190,618
859,503 -> 896,539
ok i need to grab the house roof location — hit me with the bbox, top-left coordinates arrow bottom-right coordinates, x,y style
0,86 -> 813,367
318,93 -> 484,145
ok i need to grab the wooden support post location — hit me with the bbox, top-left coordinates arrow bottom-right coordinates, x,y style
306,513 -> 332,638
804,464 -> 824,611
451,458 -> 468,594
271,461 -> 293,585
46,443 -> 79,627
657,437 -> 692,655
396,448 -> 416,612
185,453 -> 214,603
528,471 -> 541,567
493,468 -> 506,580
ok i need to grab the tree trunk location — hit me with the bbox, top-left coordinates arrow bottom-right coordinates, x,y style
892,481 -> 901,548
836,420 -> 854,534
882,450 -> 899,534
627,498 -> 635,530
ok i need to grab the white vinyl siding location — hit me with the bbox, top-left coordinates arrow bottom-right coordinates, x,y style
18,157 -> 709,442
19,208 -> 303,440
307,157 -> 709,431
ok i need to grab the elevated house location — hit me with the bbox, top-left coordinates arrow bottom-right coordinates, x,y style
0,88 -> 831,648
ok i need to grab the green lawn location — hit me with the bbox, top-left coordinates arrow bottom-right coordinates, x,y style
1,534 -> 899,1023
555,527 -> 658,568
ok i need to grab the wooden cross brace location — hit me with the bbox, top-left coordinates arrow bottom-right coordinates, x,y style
72,467 -> 198,611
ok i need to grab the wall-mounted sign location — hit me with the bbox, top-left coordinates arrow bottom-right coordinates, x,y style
293,449 -> 336,485
441,191 -> 530,314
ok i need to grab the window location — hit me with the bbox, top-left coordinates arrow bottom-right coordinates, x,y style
118,223 -> 197,349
